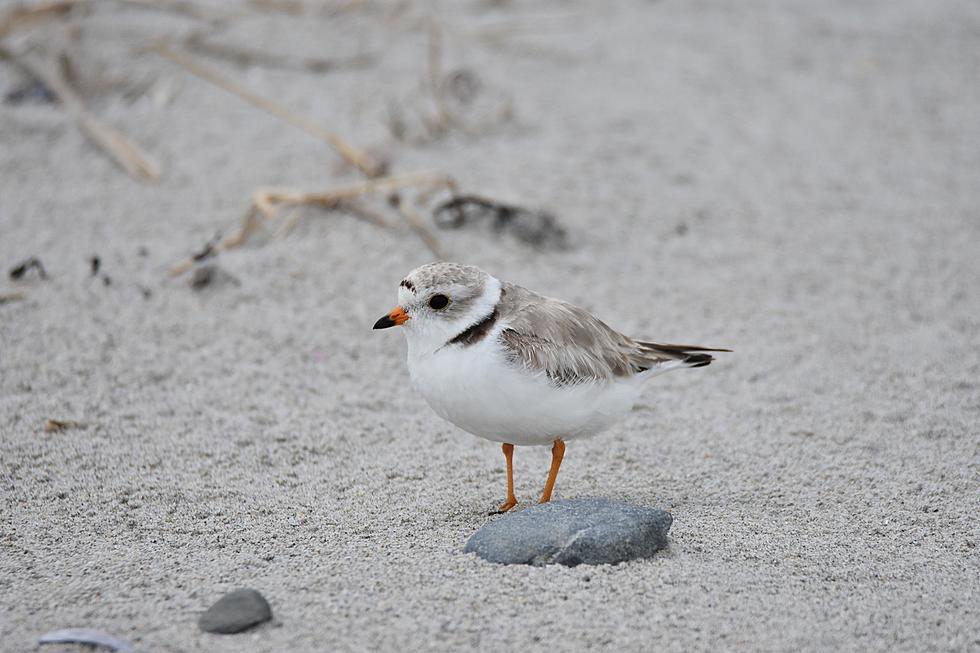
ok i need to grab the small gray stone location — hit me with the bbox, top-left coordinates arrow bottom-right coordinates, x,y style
198,588 -> 273,634
464,498 -> 672,566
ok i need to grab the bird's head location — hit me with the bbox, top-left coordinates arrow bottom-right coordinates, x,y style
373,262 -> 501,354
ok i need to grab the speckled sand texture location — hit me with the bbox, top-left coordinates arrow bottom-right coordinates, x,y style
2,1 -> 979,651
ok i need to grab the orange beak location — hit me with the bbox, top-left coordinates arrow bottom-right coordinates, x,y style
373,306 -> 410,329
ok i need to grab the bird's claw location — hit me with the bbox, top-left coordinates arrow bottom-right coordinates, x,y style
490,499 -> 517,515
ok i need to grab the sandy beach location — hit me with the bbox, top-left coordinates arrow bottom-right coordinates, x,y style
1,0 -> 978,651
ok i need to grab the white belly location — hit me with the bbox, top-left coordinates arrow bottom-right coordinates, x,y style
407,339 -> 643,446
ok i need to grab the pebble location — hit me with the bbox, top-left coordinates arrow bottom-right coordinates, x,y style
464,497 -> 673,566
198,588 -> 273,634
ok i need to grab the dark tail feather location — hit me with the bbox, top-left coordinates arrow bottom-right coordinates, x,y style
638,342 -> 733,354
684,352 -> 714,368
637,341 -> 732,369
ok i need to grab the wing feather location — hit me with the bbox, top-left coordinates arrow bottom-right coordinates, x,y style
495,283 -> 729,385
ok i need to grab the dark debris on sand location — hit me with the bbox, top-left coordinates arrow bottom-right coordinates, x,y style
434,195 -> 569,251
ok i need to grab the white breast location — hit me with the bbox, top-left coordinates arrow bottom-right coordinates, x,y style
407,336 -> 643,446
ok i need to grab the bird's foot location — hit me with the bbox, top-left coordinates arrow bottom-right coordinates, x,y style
490,498 -> 517,515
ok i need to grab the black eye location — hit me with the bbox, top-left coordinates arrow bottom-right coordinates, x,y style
428,294 -> 450,310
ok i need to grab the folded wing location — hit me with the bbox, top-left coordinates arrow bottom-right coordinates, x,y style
496,283 -> 729,386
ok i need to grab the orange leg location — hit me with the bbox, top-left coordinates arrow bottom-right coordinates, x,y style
538,438 -> 566,504
493,443 -> 517,514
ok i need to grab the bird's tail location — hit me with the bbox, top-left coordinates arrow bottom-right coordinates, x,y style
635,341 -> 732,369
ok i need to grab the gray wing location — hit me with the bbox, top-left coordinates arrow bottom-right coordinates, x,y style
495,283 -> 728,386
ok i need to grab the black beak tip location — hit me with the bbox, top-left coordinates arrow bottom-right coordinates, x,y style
373,315 -> 396,330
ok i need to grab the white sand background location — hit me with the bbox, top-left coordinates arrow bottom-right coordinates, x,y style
2,0 -> 979,651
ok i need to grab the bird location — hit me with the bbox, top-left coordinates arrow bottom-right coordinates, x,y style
373,262 -> 729,513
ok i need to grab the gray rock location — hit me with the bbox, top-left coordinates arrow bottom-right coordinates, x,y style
198,588 -> 273,634
464,498 -> 672,566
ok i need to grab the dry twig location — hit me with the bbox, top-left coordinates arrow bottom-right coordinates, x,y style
183,31 -> 374,73
0,46 -> 160,181
153,43 -> 386,178
251,173 -> 451,257
0,0 -> 224,40
44,419 -> 85,432
168,208 -> 261,277
0,0 -> 82,39
274,205 -> 307,239
427,21 -> 452,131
168,172 -> 454,276
114,0 -> 230,23
251,172 -> 454,218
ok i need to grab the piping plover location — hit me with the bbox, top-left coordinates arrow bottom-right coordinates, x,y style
374,262 -> 729,513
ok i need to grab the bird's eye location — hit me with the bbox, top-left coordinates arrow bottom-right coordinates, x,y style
428,294 -> 450,310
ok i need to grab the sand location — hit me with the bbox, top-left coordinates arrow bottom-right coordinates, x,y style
1,0 -> 978,651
